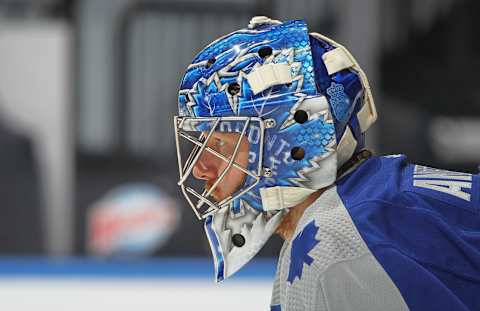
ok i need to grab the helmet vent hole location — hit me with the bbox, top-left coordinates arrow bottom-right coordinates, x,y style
232,234 -> 245,247
258,46 -> 273,58
291,147 -> 305,160
294,110 -> 308,124
206,57 -> 216,69
227,83 -> 241,96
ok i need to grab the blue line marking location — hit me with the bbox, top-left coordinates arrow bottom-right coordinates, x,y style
0,256 -> 276,279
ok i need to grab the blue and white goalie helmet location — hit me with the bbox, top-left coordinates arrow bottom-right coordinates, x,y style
174,16 -> 377,281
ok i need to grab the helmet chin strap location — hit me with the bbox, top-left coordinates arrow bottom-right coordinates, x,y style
259,150 -> 373,213
259,150 -> 340,212
260,186 -> 317,211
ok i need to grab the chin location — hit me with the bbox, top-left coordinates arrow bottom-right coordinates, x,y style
208,189 -> 223,202
212,193 -> 225,202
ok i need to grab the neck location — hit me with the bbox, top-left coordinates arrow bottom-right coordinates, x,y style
275,150 -> 372,241
276,188 -> 326,241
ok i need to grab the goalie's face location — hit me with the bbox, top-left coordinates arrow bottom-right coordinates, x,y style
192,132 -> 250,202
175,116 -> 264,219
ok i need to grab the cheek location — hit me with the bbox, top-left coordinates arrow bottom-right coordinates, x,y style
223,159 -> 248,188
233,140 -> 249,167
218,168 -> 245,196
214,158 -> 229,177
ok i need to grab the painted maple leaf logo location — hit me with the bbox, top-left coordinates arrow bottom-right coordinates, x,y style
287,220 -> 320,284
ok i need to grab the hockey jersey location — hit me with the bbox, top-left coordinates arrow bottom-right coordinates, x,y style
270,155 -> 480,311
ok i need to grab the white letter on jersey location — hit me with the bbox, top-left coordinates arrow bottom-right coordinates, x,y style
413,165 -> 473,201
413,179 -> 472,201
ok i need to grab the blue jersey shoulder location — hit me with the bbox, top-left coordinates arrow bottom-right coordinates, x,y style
336,154 -> 479,212
336,155 -> 480,311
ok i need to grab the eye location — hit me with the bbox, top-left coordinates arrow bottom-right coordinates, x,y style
215,138 -> 227,148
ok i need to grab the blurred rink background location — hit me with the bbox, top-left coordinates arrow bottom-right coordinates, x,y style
0,0 -> 479,309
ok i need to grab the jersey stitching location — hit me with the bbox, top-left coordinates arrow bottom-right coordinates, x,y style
402,189 -> 479,214
348,199 -> 480,282
368,243 -> 480,283
349,197 -> 479,231
318,272 -> 331,311
317,252 -> 407,310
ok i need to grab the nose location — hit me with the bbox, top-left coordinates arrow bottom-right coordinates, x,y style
192,153 -> 217,180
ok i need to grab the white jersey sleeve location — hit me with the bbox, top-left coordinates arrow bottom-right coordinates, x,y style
270,186 -> 409,311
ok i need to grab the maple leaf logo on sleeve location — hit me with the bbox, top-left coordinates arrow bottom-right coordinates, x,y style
287,220 -> 320,284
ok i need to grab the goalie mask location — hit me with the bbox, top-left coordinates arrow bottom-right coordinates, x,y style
174,17 -> 377,281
